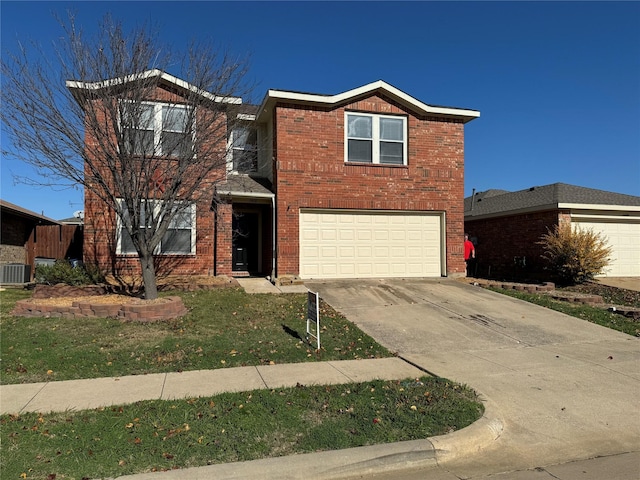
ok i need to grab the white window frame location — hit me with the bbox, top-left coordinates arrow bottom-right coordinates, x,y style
120,101 -> 194,158
226,126 -> 258,173
116,199 -> 196,255
344,112 -> 407,165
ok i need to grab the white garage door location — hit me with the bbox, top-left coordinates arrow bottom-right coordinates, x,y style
299,210 -> 442,279
572,219 -> 640,277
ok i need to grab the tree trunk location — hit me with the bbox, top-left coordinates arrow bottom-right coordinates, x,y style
139,253 -> 159,300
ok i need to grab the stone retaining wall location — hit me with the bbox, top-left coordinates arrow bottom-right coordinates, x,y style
12,296 -> 188,322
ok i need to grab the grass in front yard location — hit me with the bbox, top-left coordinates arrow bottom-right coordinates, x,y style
490,288 -> 639,336
0,376 -> 483,479
1,288 -> 392,385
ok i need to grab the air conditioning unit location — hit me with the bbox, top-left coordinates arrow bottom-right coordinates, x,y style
0,264 -> 31,284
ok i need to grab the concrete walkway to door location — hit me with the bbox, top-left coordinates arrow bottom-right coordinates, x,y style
305,278 -> 640,478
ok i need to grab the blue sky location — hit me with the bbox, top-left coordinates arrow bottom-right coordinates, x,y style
1,1 -> 639,220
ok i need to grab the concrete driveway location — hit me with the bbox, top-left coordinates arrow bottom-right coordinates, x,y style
305,278 -> 640,478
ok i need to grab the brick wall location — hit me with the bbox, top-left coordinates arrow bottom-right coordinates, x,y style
82,84 -> 226,278
465,209 -> 565,280
273,93 -> 467,277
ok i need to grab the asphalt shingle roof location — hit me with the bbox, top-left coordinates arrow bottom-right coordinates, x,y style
465,183 -> 640,218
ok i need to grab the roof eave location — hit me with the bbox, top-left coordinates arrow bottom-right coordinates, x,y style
66,69 -> 242,105
256,80 -> 480,123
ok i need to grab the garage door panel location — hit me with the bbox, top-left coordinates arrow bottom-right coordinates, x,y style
300,210 -> 442,279
573,219 -> 640,277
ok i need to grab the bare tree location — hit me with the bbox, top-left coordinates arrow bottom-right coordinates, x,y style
1,14 -> 253,299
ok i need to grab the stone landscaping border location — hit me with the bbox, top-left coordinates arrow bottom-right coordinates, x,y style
12,296 -> 188,322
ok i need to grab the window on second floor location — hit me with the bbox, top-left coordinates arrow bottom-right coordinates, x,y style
346,113 -> 407,165
117,199 -> 196,255
122,102 -> 193,158
229,126 -> 257,173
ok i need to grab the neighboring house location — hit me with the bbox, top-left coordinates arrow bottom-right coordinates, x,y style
464,183 -> 640,280
74,71 -> 480,282
0,199 -> 82,282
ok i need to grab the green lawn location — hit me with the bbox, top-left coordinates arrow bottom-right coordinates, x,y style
1,288 -> 391,384
489,287 -> 640,336
1,377 -> 483,479
0,287 -> 484,479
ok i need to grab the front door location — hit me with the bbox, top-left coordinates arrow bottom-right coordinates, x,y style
232,212 -> 260,273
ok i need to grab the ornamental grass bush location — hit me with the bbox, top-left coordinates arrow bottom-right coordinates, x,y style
539,223 -> 612,285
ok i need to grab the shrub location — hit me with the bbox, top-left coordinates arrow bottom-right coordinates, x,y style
539,223 -> 612,285
35,260 -> 104,286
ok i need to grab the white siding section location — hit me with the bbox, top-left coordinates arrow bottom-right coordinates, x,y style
300,210 -> 442,279
572,219 -> 640,277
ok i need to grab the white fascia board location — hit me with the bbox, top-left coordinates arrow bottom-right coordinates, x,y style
216,190 -> 274,199
571,213 -> 640,221
66,69 -> 242,104
559,203 -> 640,213
255,80 -> 479,123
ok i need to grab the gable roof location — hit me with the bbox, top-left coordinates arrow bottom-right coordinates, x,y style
255,80 -> 480,123
0,199 -> 60,225
465,183 -> 640,219
66,69 -> 243,105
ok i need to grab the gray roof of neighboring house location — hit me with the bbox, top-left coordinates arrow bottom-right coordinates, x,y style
0,199 -> 61,224
465,183 -> 640,218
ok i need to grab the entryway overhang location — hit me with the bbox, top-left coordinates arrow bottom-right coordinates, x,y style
216,175 -> 275,203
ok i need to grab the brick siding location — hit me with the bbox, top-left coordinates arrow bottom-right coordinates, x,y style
465,209 -> 569,280
273,93 -> 467,277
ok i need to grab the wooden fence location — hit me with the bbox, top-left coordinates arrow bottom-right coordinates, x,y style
25,224 -> 83,278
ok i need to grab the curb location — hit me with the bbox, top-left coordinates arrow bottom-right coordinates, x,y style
429,395 -> 504,465
112,393 -> 503,480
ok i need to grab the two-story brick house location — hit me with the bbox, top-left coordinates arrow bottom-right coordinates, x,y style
73,72 -> 479,282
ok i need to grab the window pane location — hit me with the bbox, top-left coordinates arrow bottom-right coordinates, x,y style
232,127 -> 250,146
168,206 -> 192,229
233,150 -> 257,172
120,228 -> 139,254
140,104 -> 155,129
380,118 -> 404,141
162,131 -> 191,157
348,139 -> 372,162
163,106 -> 188,132
161,230 -> 191,254
136,130 -> 155,155
380,142 -> 404,164
347,115 -> 372,139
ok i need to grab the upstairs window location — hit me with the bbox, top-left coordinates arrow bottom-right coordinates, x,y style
346,113 -> 407,165
122,102 -> 193,158
117,199 -> 196,255
229,126 -> 257,173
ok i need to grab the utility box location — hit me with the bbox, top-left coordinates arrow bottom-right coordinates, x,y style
0,264 -> 31,284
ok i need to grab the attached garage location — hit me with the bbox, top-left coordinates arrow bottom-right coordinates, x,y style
464,183 -> 640,281
572,217 -> 640,277
299,209 -> 444,279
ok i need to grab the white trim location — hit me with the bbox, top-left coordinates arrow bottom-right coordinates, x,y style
559,203 -> 640,212
256,80 -> 479,123
116,199 -> 196,255
344,112 -> 408,165
217,190 -> 274,200
571,213 -> 640,221
120,101 -> 195,158
67,69 -> 242,104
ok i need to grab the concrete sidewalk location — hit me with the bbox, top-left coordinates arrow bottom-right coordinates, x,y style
0,357 -> 425,415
